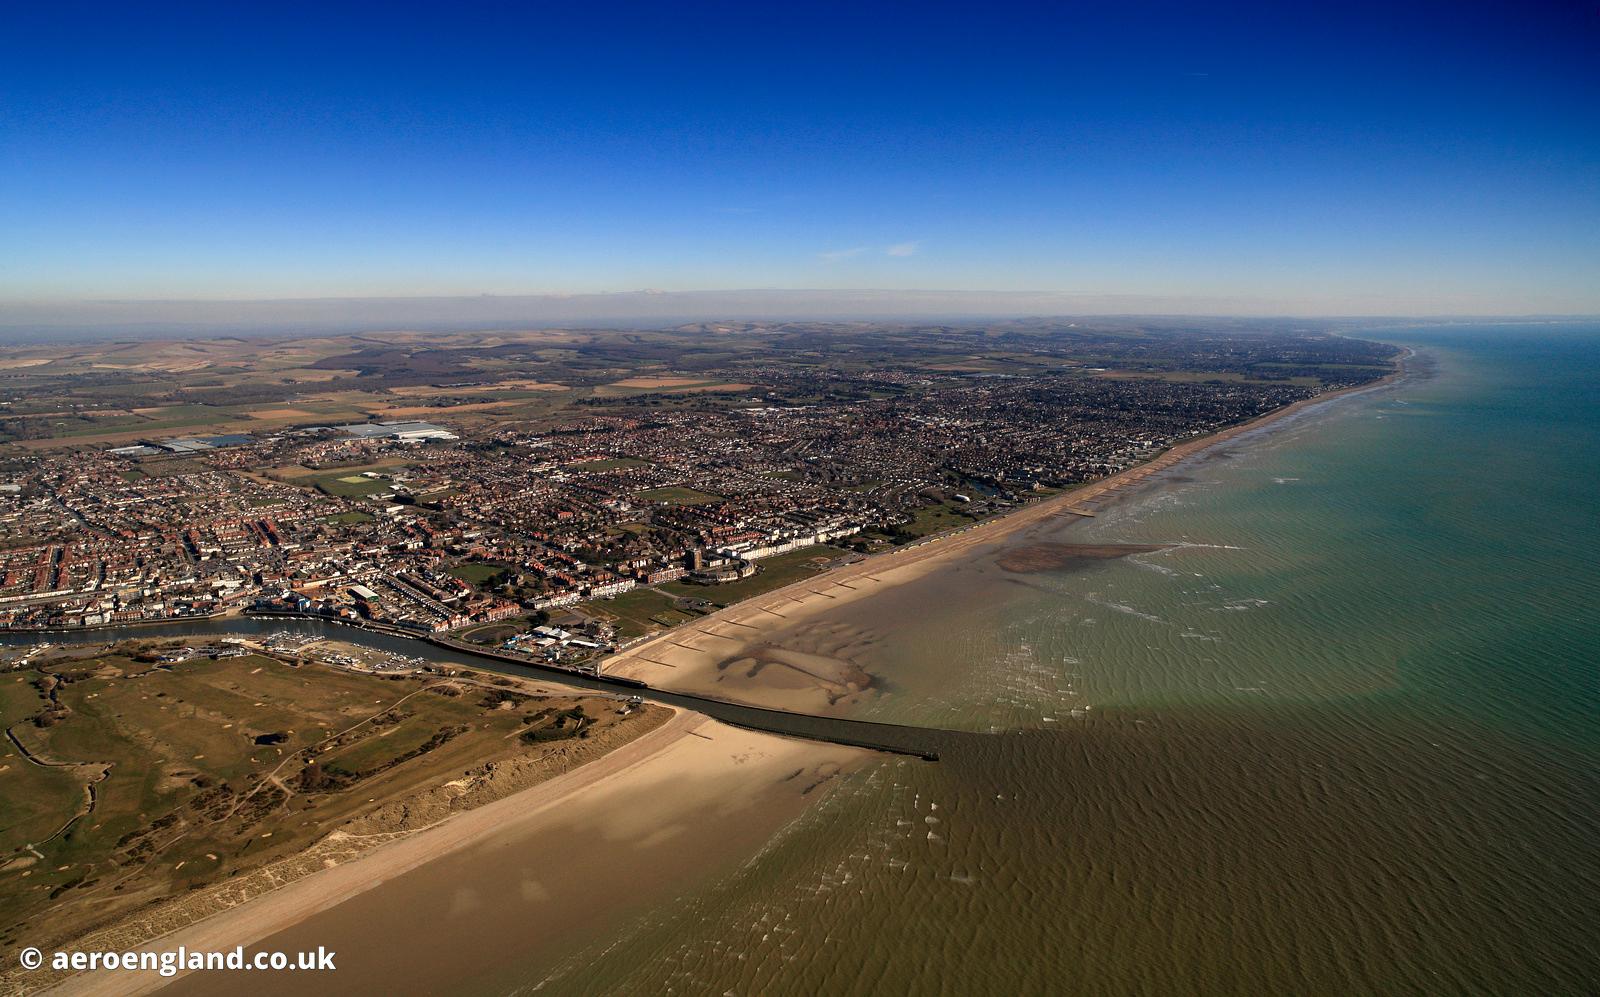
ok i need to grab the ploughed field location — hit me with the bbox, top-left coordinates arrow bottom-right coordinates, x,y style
0,647 -> 646,953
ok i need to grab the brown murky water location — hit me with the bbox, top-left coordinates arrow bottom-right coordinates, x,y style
529,331 -> 1600,996
150,329 -> 1600,995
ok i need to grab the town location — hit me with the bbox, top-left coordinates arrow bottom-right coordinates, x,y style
0,321 -> 1397,672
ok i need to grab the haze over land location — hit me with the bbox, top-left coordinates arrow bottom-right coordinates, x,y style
4,292 -> 1598,344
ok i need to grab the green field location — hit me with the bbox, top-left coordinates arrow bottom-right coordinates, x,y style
459,621 -> 530,645
45,404 -> 240,438
0,675 -> 86,855
605,522 -> 656,538
323,510 -> 376,525
447,561 -> 512,585
308,472 -> 390,498
592,378 -> 736,397
568,457 -> 650,471
635,486 -> 723,505
891,500 -> 983,541
581,588 -> 697,638
271,459 -> 414,499
661,546 -> 841,607
315,720 -> 455,777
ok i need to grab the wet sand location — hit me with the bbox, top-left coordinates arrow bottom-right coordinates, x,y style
602,377 -> 1398,713
36,369 -> 1405,994
52,712 -> 867,996
993,542 -> 1169,573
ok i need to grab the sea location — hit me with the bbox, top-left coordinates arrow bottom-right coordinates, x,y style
527,323 -> 1600,995
9,324 -> 1596,996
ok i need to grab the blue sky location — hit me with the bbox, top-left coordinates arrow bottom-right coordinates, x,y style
2,1 -> 1597,315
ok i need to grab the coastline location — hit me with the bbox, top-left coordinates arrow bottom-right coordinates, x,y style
3,363 -> 1405,655
602,360 -> 1408,710
3,690 -> 670,996
13,359 -> 1408,993
34,709 -> 867,996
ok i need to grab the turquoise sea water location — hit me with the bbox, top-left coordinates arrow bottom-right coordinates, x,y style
535,325 -> 1600,995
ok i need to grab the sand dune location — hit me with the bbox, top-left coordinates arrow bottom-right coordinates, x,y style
49,711 -> 865,996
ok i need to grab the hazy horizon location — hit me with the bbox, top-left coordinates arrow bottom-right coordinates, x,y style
2,289 -> 1597,343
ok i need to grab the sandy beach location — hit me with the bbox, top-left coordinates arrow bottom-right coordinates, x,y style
44,711 -> 866,996
29,365 -> 1405,996
602,371 -> 1404,714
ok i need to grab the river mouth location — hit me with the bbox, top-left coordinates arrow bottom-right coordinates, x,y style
0,616 -> 953,760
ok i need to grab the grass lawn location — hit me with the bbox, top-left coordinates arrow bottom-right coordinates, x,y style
580,588 -> 696,639
316,720 -> 455,777
447,561 -> 511,586
635,486 -> 723,505
605,522 -> 655,538
459,621 -> 531,645
323,510 -> 376,525
895,501 -> 983,540
0,675 -> 86,854
661,546 -> 841,607
305,472 -> 390,498
272,459 -> 414,497
568,457 -> 650,471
